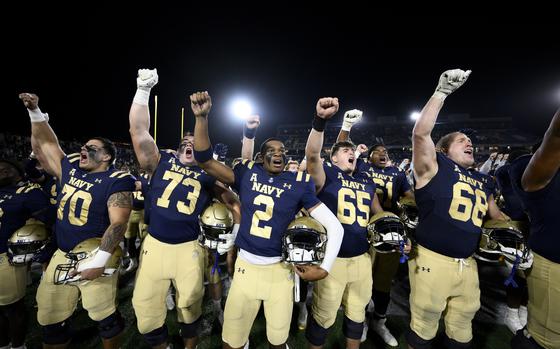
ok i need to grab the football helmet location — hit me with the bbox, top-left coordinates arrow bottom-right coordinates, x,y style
198,202 -> 234,250
54,238 -> 122,285
7,219 -> 50,265
368,212 -> 407,253
479,220 -> 531,269
282,216 -> 327,264
397,197 -> 419,231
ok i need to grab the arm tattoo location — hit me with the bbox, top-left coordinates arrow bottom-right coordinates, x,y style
107,191 -> 133,208
100,222 -> 127,252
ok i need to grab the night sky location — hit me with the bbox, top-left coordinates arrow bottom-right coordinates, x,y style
8,7 -> 560,154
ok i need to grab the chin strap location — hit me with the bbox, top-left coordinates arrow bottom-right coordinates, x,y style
211,250 -> 221,276
399,240 -> 409,264
504,253 -> 520,288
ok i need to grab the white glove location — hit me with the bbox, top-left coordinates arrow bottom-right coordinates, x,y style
433,69 -> 471,100
134,69 -> 158,105
217,223 -> 239,255
77,248 -> 112,272
137,68 -> 159,90
342,109 -> 363,131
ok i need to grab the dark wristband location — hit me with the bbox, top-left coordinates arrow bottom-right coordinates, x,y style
243,126 -> 257,139
193,146 -> 214,163
312,115 -> 328,132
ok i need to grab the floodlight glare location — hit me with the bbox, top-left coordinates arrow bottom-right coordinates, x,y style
410,111 -> 421,121
231,98 -> 253,119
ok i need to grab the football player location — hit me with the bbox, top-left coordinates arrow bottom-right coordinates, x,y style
337,110 -> 414,346
20,92 -> 135,349
128,70 -> 241,349
191,91 -> 344,349
494,149 -> 531,334
408,70 -> 507,348
509,107 -> 560,349
1,158 -> 49,349
121,171 -> 150,274
304,98 -> 384,349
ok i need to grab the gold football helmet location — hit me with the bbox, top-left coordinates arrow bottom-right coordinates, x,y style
7,219 -> 50,265
198,202 -> 234,250
282,216 -> 327,264
368,212 -> 407,253
54,238 -> 122,285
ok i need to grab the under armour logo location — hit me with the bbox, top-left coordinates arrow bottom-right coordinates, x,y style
454,165 -> 461,173
237,267 -> 245,274
95,179 -> 102,183
420,266 -> 430,272
283,183 -> 292,189
268,178 -> 274,183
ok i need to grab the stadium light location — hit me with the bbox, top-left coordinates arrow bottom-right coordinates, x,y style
410,111 -> 421,121
230,98 -> 253,120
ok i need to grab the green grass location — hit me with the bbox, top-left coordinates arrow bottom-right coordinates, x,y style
22,269 -> 514,348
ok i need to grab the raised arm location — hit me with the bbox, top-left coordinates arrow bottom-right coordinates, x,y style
191,91 -> 235,185
129,69 -> 160,176
336,109 -> 362,143
412,69 -> 471,187
522,107 -> 560,191
241,114 -> 260,160
19,93 -> 65,179
305,97 -> 339,192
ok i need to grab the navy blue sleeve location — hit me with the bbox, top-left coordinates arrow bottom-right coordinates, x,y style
233,160 -> 253,192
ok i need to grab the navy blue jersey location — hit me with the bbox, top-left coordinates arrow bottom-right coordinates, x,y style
355,160 -> 411,213
56,153 -> 136,252
233,160 -> 320,257
320,162 -> 375,257
1,182 -> 49,253
414,153 -> 494,258
147,151 -> 216,244
38,175 -> 59,227
509,155 -> 559,263
495,164 -> 527,221
132,173 -> 150,210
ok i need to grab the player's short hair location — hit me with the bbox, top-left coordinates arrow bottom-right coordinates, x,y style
435,132 -> 463,154
90,137 -> 117,164
330,141 -> 356,157
368,143 -> 386,158
259,137 -> 284,156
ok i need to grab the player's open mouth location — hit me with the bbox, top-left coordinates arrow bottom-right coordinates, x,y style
80,154 -> 88,163
464,149 -> 473,155
272,158 -> 283,167
185,148 -> 192,156
379,156 -> 387,162
348,158 -> 355,164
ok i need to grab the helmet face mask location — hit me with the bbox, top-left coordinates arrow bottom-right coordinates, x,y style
198,202 -> 234,250
54,238 -> 122,285
7,220 -> 49,265
398,197 -> 419,231
479,222 -> 529,265
368,212 -> 407,253
282,217 -> 327,265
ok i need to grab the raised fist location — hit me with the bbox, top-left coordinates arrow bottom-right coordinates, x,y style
342,109 -> 363,131
137,69 -> 159,90
316,97 -> 339,119
19,93 -> 39,110
190,91 -> 212,118
434,69 -> 471,99
246,114 -> 260,129
356,144 -> 368,155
